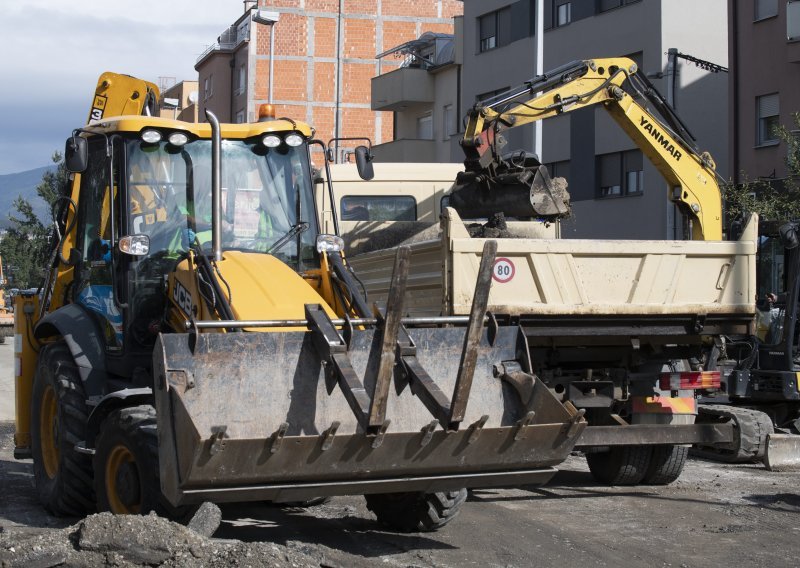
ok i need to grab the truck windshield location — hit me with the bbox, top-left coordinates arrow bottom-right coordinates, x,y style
126,137 -> 319,267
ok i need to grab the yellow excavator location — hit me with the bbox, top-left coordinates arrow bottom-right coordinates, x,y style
452,56 -> 722,240
12,72 -> 585,530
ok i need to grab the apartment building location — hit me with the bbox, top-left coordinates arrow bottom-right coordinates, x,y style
195,0 -> 462,161
372,0 -> 729,239
729,0 -> 800,185
158,81 -> 199,123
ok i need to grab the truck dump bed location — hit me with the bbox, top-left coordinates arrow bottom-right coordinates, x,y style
348,208 -> 757,337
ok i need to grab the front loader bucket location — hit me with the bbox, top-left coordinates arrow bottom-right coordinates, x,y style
153,324 -> 584,506
764,433 -> 800,471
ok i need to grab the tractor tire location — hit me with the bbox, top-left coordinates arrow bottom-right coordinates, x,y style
31,341 -> 95,516
643,445 -> 688,485
365,489 -> 467,532
586,445 -> 652,485
94,405 -> 177,517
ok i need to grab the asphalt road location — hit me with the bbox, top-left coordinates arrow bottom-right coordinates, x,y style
1,340 -> 799,567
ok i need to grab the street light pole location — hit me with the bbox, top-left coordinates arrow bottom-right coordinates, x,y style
253,10 -> 280,105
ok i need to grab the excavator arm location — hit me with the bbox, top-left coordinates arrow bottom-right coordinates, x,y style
458,57 -> 722,240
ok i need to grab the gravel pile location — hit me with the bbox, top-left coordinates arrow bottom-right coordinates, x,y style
0,512 -> 327,568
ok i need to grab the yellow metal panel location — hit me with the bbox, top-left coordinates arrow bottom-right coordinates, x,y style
216,252 -> 336,327
14,294 -> 40,451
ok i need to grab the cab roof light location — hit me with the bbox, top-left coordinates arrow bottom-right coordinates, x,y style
262,134 -> 281,148
168,132 -> 189,147
141,129 -> 162,144
285,133 -> 304,147
258,104 -> 276,121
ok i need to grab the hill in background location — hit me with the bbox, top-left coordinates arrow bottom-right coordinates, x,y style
0,165 -> 56,229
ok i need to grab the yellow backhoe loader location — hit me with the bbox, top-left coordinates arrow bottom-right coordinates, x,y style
12,72 -> 585,531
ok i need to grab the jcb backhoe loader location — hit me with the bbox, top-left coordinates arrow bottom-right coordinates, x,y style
13,72 -> 585,531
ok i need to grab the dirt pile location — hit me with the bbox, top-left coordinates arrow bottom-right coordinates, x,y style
0,512 -> 325,568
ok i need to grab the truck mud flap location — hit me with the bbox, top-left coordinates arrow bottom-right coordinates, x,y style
153,325 -> 585,505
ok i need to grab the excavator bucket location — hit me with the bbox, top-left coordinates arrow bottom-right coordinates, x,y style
152,244 -> 585,506
764,433 -> 800,471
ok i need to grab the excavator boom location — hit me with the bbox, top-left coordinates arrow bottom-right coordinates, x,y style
457,57 -> 722,240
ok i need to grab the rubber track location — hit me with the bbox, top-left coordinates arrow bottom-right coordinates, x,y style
694,404 -> 774,462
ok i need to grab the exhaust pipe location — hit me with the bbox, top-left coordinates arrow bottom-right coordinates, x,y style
205,109 -> 223,262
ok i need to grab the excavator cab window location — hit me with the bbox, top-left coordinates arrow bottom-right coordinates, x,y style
75,136 -> 124,350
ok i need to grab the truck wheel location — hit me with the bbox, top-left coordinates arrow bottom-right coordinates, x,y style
643,445 -> 688,485
586,446 -> 652,485
365,489 -> 467,532
31,341 -> 95,516
95,405 -> 171,516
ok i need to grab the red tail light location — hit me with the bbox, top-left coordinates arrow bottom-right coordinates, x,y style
659,371 -> 721,391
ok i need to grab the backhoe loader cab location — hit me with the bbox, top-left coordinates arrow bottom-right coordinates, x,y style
14,72 -> 585,532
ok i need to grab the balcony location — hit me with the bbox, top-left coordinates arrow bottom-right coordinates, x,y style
371,139 -> 438,162
371,68 -> 435,111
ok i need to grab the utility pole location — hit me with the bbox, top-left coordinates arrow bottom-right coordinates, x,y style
533,0 -> 544,159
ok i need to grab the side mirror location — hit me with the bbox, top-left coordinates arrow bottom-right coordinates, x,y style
354,145 -> 374,181
65,136 -> 88,173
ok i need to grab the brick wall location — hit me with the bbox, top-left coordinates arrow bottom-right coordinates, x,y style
238,0 -> 462,154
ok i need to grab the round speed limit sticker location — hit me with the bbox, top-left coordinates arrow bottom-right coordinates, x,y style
492,258 -> 515,283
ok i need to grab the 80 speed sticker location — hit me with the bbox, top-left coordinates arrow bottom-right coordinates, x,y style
492,257 -> 515,283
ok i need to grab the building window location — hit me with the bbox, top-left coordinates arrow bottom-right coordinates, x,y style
203,75 -> 213,100
556,2 -> 571,26
598,150 -> 643,198
624,150 -> 644,194
476,87 -> 510,106
443,104 -> 457,138
340,196 -> 417,221
599,0 -> 640,13
479,7 -> 511,52
417,113 -> 433,140
237,64 -> 246,95
755,0 -> 778,20
757,93 -> 780,145
547,160 -> 571,183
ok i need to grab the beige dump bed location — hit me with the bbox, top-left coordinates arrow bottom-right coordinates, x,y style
348,208 -> 757,320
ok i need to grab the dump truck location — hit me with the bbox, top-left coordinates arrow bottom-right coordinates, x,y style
13,72 -> 587,532
343,57 -> 783,482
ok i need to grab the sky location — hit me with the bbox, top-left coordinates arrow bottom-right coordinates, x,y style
0,0 -> 246,175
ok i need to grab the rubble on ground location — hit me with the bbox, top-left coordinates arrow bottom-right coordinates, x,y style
0,512 -> 325,568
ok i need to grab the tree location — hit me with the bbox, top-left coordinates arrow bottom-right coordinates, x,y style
0,153 -> 67,289
722,112 -> 800,224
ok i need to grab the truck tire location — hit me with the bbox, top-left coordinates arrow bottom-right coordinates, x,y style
365,489 -> 467,532
643,445 -> 688,485
31,341 -> 95,516
94,405 -> 176,517
586,446 -> 652,485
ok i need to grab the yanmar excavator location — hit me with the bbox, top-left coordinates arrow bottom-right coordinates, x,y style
12,72 -> 586,531
444,56 -> 797,473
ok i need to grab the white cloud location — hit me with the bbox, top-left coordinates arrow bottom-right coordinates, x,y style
0,0 -> 246,174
